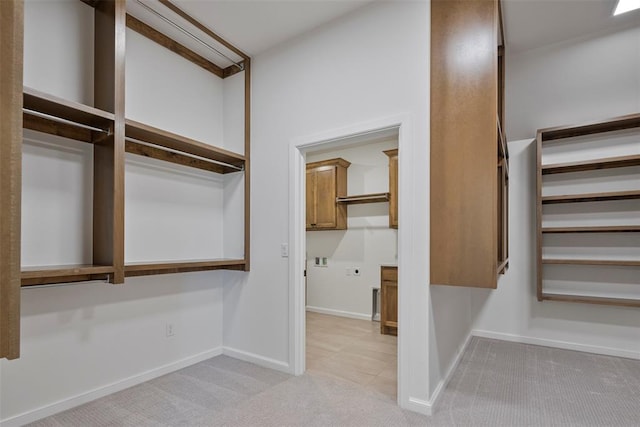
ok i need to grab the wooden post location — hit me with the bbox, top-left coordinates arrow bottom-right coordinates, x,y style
0,0 -> 24,360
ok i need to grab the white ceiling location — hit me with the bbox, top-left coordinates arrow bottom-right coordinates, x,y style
503,0 -> 640,54
171,0 -> 374,57
131,0 -> 640,64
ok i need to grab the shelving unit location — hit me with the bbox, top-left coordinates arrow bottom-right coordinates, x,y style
2,0 -> 252,358
536,113 -> 640,308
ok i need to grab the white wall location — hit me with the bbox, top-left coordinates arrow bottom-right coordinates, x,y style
305,139 -> 398,319
223,0 -> 434,412
507,25 -> 640,140
471,26 -> 640,358
0,2 -> 232,424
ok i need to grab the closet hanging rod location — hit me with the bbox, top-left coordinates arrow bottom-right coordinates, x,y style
135,0 -> 244,70
125,137 -> 245,171
336,194 -> 389,203
23,108 -> 111,134
22,278 -> 110,290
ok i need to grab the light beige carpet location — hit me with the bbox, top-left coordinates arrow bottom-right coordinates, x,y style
29,337 -> 640,426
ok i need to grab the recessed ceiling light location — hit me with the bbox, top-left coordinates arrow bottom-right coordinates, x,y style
614,0 -> 640,15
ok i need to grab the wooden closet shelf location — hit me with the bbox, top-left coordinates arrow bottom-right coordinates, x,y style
539,113 -> 640,142
23,87 -> 115,131
542,154 -> 640,175
124,259 -> 246,277
125,119 -> 245,172
336,192 -> 390,204
21,264 -> 114,286
542,225 -> 640,233
542,190 -> 640,204
542,259 -> 640,266
540,293 -> 640,308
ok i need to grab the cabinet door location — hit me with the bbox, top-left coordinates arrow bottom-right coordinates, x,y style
380,267 -> 398,336
387,151 -> 398,229
306,169 -> 317,228
314,166 -> 338,228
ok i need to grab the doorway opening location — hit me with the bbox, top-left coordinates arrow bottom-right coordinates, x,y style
305,133 -> 398,399
289,115 -> 412,406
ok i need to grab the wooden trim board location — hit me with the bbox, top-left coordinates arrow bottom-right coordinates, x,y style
0,0 -> 23,360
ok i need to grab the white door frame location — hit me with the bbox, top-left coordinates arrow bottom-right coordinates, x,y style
288,113 -> 415,408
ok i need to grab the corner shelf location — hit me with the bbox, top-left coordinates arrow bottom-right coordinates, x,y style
542,154 -> 640,175
124,259 -> 246,277
21,265 -> 114,287
541,190 -> 640,204
336,192 -> 390,205
125,119 -> 245,174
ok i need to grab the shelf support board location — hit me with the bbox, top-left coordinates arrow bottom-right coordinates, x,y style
0,0 -> 23,360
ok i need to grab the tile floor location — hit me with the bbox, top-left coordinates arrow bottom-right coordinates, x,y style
305,311 -> 397,401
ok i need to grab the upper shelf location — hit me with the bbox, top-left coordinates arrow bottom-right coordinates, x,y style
125,119 -> 245,174
336,193 -> 390,205
542,190 -> 640,204
542,154 -> 640,175
538,113 -> 640,142
124,259 -> 246,277
23,87 -> 114,132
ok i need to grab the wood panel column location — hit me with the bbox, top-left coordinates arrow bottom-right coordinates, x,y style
93,0 -> 126,283
430,0 -> 499,288
0,0 -> 23,360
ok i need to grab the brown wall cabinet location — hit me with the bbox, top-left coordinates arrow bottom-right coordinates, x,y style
430,0 -> 508,288
380,266 -> 398,336
384,149 -> 398,229
306,158 -> 350,231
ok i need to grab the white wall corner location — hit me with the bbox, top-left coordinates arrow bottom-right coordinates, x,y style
222,347 -> 291,374
404,397 -> 433,416
426,332 -> 473,413
0,347 -> 223,427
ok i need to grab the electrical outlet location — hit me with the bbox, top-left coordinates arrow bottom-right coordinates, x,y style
166,323 -> 175,337
345,268 -> 352,276
353,268 -> 361,276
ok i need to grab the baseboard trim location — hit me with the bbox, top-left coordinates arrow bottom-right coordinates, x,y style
426,332 -> 473,413
222,346 -> 291,374
0,347 -> 223,427
306,306 -> 370,321
472,330 -> 640,360
404,397 -> 432,416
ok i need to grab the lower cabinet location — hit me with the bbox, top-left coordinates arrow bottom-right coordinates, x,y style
380,266 -> 398,336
